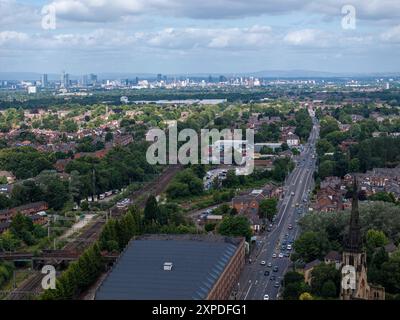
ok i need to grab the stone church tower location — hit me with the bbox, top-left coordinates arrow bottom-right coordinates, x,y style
340,178 -> 385,300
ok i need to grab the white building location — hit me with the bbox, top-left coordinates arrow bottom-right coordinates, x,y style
286,133 -> 300,147
27,86 -> 37,94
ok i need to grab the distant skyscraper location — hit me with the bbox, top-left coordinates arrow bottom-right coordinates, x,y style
41,74 -> 48,87
386,82 -> 390,90
157,73 -> 162,82
82,74 -> 88,87
61,71 -> 70,88
89,73 -> 98,85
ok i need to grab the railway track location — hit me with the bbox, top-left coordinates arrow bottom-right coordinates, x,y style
2,165 -> 182,300
6,272 -> 43,300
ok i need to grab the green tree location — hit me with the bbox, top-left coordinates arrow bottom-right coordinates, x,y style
294,231 -> 330,263
144,195 -> 160,223
258,198 -> 278,221
217,215 -> 252,241
321,280 -> 337,298
310,263 -> 340,297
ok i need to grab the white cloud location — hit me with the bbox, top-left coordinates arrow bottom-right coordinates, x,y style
284,29 -> 324,46
0,26 -> 274,52
0,0 -> 39,26
0,31 -> 29,46
47,0 -> 400,22
381,25 -> 400,43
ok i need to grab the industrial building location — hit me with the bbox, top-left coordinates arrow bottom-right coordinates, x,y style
95,234 -> 245,300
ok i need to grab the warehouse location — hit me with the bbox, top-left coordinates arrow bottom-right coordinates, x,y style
95,234 -> 245,300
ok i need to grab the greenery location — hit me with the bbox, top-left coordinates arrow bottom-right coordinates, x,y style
295,202 -> 400,295
217,215 -> 252,241
0,147 -> 53,179
258,197 -> 278,221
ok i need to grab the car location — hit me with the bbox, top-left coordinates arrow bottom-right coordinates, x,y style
264,270 -> 270,276
274,281 -> 280,288
303,198 -> 307,203
273,266 -> 279,272
291,191 -> 295,196
263,294 -> 270,300
270,275 -> 276,281
287,244 -> 292,250
288,224 -> 293,230
260,261 -> 266,266
285,252 -> 290,257
267,227 -> 272,232
272,253 -> 277,258
278,253 -> 284,258
267,262 -> 272,267
281,245 -> 286,250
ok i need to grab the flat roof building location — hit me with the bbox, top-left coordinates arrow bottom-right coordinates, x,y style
95,234 -> 245,300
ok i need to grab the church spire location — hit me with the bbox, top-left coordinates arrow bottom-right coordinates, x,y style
345,177 -> 362,252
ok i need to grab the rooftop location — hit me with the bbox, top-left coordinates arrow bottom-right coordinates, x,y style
95,234 -> 243,300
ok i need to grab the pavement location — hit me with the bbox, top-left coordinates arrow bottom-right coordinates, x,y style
234,115 -> 319,301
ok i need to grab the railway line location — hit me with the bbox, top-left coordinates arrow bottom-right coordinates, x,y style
1,164 -> 182,300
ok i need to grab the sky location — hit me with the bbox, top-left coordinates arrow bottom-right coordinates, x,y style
0,0 -> 400,75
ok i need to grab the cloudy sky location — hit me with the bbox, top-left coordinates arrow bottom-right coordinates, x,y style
1,0 -> 400,74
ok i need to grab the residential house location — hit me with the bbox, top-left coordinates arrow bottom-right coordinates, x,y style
0,201 -> 48,222
303,259 -> 321,285
0,171 -> 16,184
324,251 -> 342,270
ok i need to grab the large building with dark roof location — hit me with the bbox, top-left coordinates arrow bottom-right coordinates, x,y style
95,234 -> 245,300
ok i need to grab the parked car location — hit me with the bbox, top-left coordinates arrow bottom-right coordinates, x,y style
260,261 -> 266,265
264,270 -> 270,276
273,266 -> 279,272
263,294 -> 270,300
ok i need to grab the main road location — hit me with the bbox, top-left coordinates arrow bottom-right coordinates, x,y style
235,113 -> 319,300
